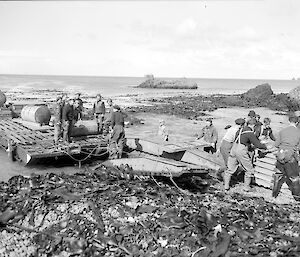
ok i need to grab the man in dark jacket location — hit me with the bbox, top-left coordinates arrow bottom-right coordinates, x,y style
93,94 -> 105,133
109,105 -> 126,159
273,115 -> 300,200
62,98 -> 74,143
74,93 -> 83,121
53,96 -> 63,145
260,117 -> 276,142
224,118 -> 267,191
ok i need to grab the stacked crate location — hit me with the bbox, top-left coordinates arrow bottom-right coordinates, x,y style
254,153 -> 292,196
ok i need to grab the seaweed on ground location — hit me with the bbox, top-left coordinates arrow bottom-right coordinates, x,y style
0,169 -> 300,257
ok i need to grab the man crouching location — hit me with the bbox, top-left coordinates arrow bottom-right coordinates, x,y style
224,118 -> 267,191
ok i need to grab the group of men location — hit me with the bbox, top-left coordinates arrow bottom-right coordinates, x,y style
53,92 -> 83,145
198,109 -> 300,199
220,110 -> 300,200
221,111 -> 272,192
53,92 -> 126,159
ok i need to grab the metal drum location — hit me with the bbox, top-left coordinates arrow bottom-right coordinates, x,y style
71,121 -> 99,137
0,90 -> 6,107
21,105 -> 51,125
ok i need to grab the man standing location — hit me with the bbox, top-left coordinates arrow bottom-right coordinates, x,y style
103,98 -> 114,135
74,93 -> 83,121
224,118 -> 267,191
197,118 -> 218,153
109,105 -> 126,159
62,98 -> 74,143
273,115 -> 300,200
93,94 -> 105,133
219,118 -> 245,169
53,96 -> 63,145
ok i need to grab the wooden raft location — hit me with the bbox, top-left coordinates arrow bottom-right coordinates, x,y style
0,119 -> 107,165
254,153 -> 292,196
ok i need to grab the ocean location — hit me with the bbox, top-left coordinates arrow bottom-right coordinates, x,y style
0,74 -> 299,97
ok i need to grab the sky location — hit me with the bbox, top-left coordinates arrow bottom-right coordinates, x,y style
0,0 -> 299,79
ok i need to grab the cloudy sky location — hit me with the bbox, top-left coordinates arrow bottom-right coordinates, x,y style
0,0 -> 299,79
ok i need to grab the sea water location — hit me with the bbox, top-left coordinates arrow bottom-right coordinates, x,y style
0,74 -> 299,97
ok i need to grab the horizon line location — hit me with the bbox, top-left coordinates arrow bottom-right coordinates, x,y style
0,73 -> 296,81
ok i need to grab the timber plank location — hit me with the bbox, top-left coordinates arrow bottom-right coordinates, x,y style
256,157 -> 276,165
255,161 -> 275,171
255,166 -> 275,177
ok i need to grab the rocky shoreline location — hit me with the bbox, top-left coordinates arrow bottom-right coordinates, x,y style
126,83 -> 300,120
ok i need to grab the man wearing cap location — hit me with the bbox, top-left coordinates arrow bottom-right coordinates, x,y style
254,114 -> 263,138
109,105 -> 126,159
224,117 -> 267,191
247,110 -> 263,138
62,98 -> 75,143
53,96 -> 63,145
219,118 -> 245,169
247,110 -> 256,121
74,93 -> 83,121
273,115 -> 300,200
93,94 -> 105,133
197,118 -> 218,153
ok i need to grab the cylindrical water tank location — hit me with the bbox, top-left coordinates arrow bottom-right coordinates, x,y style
21,105 -> 51,125
0,90 -> 6,107
71,121 -> 99,137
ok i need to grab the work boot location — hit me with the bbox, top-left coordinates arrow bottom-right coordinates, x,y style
243,176 -> 255,192
223,173 -> 232,191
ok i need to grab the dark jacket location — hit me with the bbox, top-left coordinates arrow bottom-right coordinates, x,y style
111,111 -> 125,127
62,104 -> 74,121
261,127 -> 276,141
235,126 -> 267,150
93,100 -> 105,114
75,98 -> 83,110
254,121 -> 263,138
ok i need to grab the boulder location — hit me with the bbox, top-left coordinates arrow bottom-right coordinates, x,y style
242,83 -> 274,100
138,76 -> 198,89
288,86 -> 300,102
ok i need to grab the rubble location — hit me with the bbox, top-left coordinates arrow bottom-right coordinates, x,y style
1,169 -> 300,256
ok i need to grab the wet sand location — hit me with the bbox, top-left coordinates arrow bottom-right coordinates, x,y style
1,106 -> 289,180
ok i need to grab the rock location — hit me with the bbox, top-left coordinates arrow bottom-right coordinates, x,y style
288,86 -> 300,102
137,76 -> 198,89
242,83 -> 274,100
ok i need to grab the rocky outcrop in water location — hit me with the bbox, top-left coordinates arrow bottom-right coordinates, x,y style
242,83 -> 274,100
138,76 -> 198,89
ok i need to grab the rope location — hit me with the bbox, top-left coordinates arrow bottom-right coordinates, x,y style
60,150 -> 109,163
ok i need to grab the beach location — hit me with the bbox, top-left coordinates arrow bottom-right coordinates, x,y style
1,75 -> 300,257
0,75 -> 295,183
